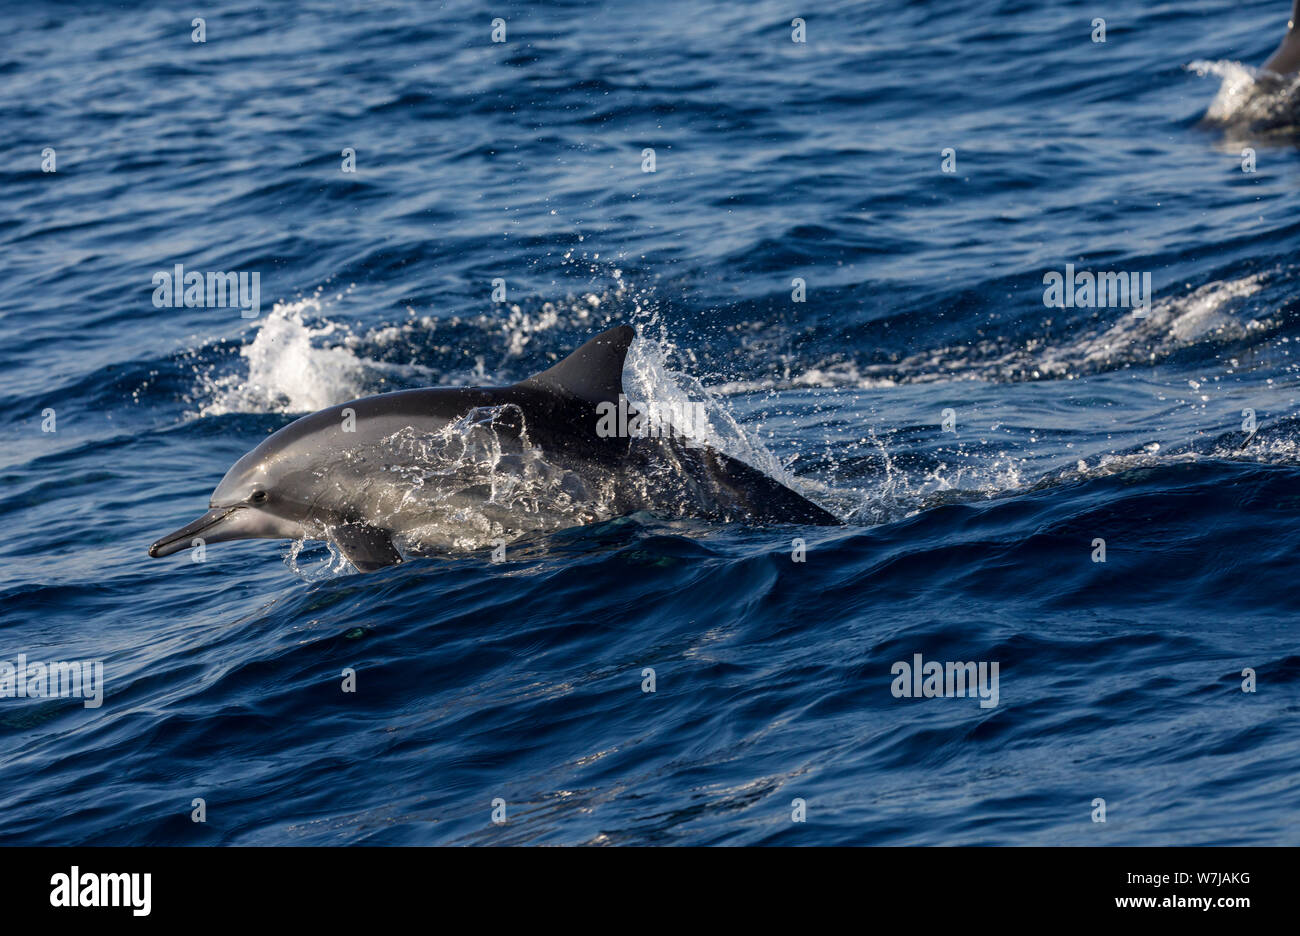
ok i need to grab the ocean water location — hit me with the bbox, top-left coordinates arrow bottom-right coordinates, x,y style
2,0 -> 1299,845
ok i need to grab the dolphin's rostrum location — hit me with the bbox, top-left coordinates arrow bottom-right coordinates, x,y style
149,324 -> 839,572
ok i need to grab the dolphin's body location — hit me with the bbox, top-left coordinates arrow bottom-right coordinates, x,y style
149,324 -> 839,571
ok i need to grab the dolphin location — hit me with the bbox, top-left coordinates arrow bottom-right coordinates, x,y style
149,324 -> 839,572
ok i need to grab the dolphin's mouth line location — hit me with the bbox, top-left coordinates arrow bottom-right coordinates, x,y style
148,506 -> 240,558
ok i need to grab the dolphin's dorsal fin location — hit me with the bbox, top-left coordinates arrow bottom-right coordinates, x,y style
517,324 -> 635,406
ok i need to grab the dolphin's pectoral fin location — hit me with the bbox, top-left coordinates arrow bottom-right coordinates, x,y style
330,523 -> 403,573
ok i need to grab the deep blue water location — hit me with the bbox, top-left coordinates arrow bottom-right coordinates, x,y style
2,0 -> 1299,845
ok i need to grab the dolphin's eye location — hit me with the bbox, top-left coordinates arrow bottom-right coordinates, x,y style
250,490 -> 268,504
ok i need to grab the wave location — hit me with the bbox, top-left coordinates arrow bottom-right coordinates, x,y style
716,273 -> 1277,391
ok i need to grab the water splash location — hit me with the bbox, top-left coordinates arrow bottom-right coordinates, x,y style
189,290 -> 418,417
1189,59 -> 1300,135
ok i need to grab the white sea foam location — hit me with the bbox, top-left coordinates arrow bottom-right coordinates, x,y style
189,290 -> 421,418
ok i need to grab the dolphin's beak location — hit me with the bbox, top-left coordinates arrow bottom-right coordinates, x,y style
148,507 -> 239,558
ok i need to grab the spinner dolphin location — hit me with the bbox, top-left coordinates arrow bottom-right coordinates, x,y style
149,324 -> 839,571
